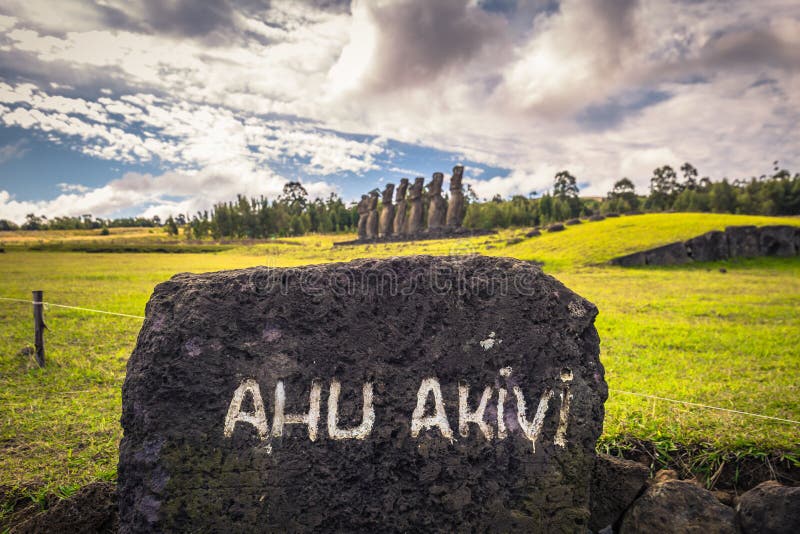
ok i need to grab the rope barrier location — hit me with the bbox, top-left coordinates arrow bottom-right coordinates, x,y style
1,296 -> 798,425
0,296 -> 144,319
610,388 -> 800,425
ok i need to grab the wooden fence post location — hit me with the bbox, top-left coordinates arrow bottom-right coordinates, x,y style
32,290 -> 45,367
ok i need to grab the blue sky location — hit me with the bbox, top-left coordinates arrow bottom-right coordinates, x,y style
0,0 -> 798,222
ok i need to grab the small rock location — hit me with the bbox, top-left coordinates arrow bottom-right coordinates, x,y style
737,480 -> 800,534
548,223 -> 566,232
653,469 -> 679,483
619,479 -> 736,534
589,454 -> 649,532
605,212 -> 620,218
588,215 -> 605,222
565,218 -> 582,225
719,268 -> 727,273
713,490 -> 735,507
525,229 -> 541,238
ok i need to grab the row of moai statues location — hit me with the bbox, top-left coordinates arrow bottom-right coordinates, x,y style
357,166 -> 466,239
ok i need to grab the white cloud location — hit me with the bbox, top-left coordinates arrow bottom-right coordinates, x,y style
57,183 -> 90,193
0,82 -> 389,175
0,163 -> 339,224
0,0 -> 799,212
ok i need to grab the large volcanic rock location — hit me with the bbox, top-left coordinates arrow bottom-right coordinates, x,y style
589,454 -> 649,532
726,225 -> 761,258
118,255 -> 606,533
737,481 -> 800,534
758,225 -> 797,257
619,479 -> 737,533
644,241 -> 691,265
685,230 -> 730,262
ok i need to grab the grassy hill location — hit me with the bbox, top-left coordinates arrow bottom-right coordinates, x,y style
0,212 -> 798,507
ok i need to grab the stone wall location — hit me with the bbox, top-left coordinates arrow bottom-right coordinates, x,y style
610,225 -> 800,266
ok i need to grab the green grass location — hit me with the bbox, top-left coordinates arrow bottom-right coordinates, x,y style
1,212 -> 799,505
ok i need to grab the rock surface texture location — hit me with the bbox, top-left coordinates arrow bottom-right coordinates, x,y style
619,479 -> 737,534
119,255 -> 606,533
737,481 -> 800,534
589,454 -> 649,532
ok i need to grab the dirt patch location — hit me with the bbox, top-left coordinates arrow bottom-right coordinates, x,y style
4,482 -> 117,534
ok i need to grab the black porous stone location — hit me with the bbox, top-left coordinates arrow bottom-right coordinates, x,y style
725,225 -> 760,258
589,454 -> 648,532
619,479 -> 737,534
758,225 -> 797,257
643,242 -> 690,265
609,251 -> 647,267
119,255 -> 606,533
685,231 -> 729,262
737,481 -> 800,534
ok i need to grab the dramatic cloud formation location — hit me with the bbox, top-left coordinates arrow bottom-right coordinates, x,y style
0,0 -> 798,222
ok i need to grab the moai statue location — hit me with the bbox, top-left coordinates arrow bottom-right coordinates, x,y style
393,178 -> 409,237
366,190 -> 379,239
379,183 -> 395,237
405,177 -> 425,235
356,194 -> 369,240
446,165 -> 465,228
426,172 -> 447,230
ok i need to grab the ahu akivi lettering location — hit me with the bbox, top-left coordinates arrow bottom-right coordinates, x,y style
224,368 -> 574,452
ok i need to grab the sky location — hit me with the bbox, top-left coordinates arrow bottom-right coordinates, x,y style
0,0 -> 798,223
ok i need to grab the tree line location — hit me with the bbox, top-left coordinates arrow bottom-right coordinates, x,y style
2,164 -> 798,236
463,162 -> 800,230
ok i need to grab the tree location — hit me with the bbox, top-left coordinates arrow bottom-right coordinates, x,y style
646,165 -> 680,211
22,213 -> 44,230
606,177 -> 639,212
280,182 -> 309,215
164,215 -> 179,236
680,162 -> 698,191
539,192 -> 554,223
553,171 -> 579,199
709,179 -> 736,213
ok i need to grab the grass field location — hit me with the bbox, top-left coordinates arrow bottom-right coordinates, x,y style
1,213 -> 799,505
